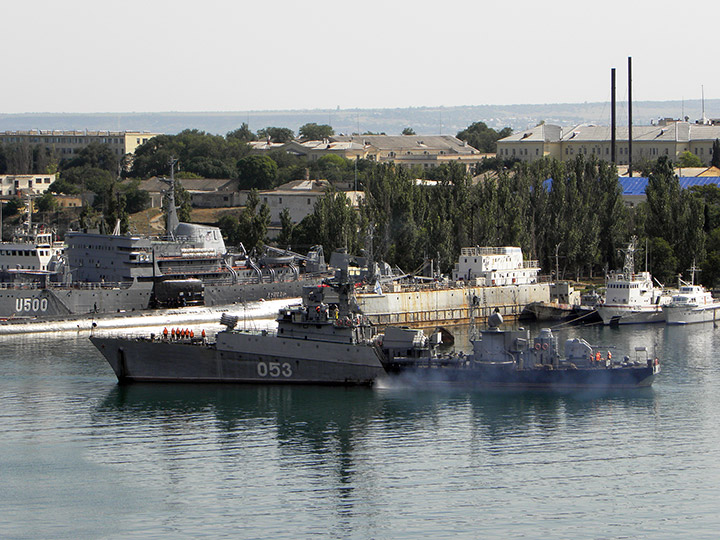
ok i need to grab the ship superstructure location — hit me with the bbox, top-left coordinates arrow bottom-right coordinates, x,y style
596,238 -> 671,325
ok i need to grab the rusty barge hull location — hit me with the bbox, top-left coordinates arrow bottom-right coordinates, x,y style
355,282 -> 551,328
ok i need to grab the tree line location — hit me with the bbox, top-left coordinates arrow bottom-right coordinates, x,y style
6,121 -> 719,287
225,154 -> 720,289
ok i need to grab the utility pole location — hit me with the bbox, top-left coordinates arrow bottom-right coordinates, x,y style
628,56 -> 633,177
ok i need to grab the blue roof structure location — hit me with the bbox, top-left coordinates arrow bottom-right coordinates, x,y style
540,177 -> 720,197
619,177 -> 720,196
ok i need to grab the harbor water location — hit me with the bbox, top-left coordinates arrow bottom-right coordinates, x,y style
2,321 -> 720,539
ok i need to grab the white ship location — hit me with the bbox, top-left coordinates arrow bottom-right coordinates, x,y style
663,269 -> 720,325
596,238 -> 671,325
0,223 -> 65,281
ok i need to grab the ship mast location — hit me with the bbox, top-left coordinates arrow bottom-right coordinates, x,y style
160,157 -> 180,239
621,236 -> 636,277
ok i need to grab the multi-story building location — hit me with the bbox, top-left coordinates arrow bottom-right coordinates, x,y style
253,180 -> 363,225
250,134 -> 486,171
0,174 -> 56,197
497,120 -> 720,166
0,130 -> 160,159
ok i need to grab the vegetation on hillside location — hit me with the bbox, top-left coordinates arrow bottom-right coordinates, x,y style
5,121 -> 720,288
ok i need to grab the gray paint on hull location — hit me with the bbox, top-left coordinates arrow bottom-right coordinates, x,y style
0,279 -> 317,319
91,334 -> 386,385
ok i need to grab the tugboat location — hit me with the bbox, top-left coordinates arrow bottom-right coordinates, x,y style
383,311 -> 659,390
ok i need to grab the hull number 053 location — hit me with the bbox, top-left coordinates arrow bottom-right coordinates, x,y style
256,361 -> 293,378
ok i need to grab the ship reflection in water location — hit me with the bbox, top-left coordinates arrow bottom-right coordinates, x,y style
5,323 -> 720,539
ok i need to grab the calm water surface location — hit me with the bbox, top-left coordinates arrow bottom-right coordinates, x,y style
1,323 -> 720,539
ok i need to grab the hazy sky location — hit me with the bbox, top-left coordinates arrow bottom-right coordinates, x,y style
3,0 -> 717,114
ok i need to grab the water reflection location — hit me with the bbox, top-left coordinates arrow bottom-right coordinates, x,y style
6,321 -> 718,539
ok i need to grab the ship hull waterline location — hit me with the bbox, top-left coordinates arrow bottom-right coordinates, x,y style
90,335 -> 386,386
664,304 -> 720,325
384,364 -> 657,390
596,305 -> 666,326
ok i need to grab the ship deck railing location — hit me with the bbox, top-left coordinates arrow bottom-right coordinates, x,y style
0,280 -> 136,290
358,274 -> 552,294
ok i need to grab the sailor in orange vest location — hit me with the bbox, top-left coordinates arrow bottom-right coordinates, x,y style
163,327 -> 168,340
171,328 -> 176,340
201,329 -> 206,344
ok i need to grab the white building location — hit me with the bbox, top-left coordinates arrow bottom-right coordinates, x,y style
497,120 -> 720,166
0,174 -> 56,197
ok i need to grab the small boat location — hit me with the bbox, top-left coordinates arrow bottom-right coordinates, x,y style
522,282 -> 601,325
663,269 -> 720,325
596,238 -> 672,325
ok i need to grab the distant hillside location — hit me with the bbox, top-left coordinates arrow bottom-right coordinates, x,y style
1,100 -> 718,137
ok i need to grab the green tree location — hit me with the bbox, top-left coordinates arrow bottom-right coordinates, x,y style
677,151 -> 703,168
257,127 -> 294,143
103,181 -> 129,234
294,189 -> 358,255
298,123 -> 334,141
401,127 -> 416,135
648,237 -> 679,284
277,208 -> 295,247
62,142 -> 118,172
36,192 -> 58,213
712,139 -> 720,168
4,197 -> 22,217
60,166 -> 114,196
237,155 -> 278,190
226,123 -> 257,142
218,191 -> 270,252
130,130 -> 249,179
240,190 -> 270,252
644,156 -> 705,277
119,179 -> 151,214
456,122 -> 512,153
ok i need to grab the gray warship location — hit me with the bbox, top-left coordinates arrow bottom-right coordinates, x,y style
0,173 -> 328,321
91,278 -> 389,385
91,276 -> 659,389
384,311 -> 659,390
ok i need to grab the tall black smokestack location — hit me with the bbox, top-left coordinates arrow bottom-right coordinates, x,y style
628,56 -> 633,177
611,67 -> 616,164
